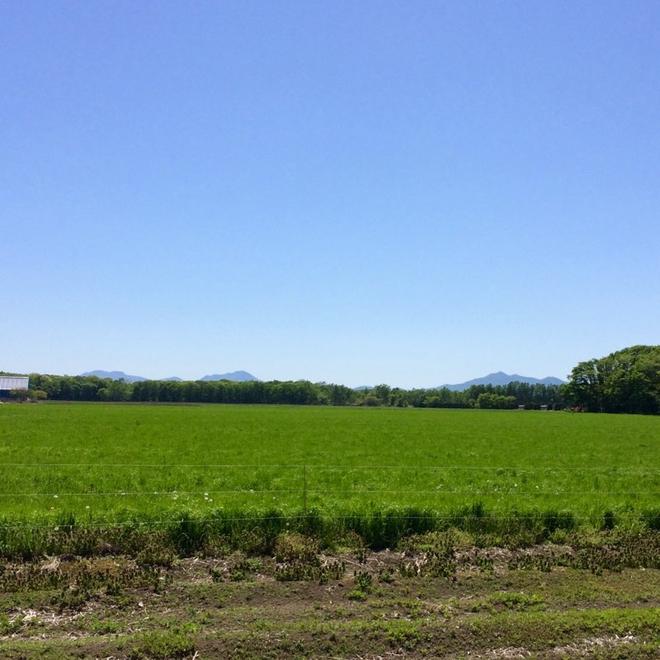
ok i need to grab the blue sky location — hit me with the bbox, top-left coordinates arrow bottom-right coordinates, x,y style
2,1 -> 659,387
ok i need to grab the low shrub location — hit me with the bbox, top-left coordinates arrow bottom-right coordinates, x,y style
129,626 -> 196,659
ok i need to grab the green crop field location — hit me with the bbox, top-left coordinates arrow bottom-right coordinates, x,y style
0,403 -> 658,529
1,403 -> 659,658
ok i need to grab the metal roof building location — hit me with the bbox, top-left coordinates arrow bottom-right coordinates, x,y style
0,376 -> 29,392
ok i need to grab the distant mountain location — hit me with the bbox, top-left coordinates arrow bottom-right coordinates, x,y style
81,370 -> 147,383
82,370 -> 258,383
200,371 -> 257,382
440,371 -> 564,391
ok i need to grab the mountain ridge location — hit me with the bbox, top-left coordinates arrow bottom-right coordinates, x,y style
81,370 -> 147,383
200,371 -> 257,382
440,371 -> 564,391
80,370 -> 258,383
78,370 -> 563,389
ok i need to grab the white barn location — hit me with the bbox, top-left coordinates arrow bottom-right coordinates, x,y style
0,376 -> 29,397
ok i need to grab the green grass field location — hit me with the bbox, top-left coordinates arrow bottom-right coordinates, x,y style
0,403 -> 658,529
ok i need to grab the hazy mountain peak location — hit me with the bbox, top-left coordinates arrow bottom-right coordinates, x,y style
441,372 -> 564,391
81,370 -> 146,383
200,371 -> 257,382
82,370 -> 258,383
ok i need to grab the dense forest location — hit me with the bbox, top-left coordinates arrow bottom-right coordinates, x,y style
5,345 -> 658,414
18,374 -> 563,409
563,345 -> 659,415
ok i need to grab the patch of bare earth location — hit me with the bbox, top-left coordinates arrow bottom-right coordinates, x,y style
551,634 -> 638,656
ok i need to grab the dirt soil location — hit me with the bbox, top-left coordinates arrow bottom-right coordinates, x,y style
0,546 -> 658,659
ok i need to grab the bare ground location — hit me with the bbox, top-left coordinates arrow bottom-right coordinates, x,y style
0,545 -> 658,659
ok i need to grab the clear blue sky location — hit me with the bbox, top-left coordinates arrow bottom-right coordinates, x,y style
2,1 -> 659,387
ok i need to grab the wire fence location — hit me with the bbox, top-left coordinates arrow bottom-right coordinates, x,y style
0,463 -> 657,523
0,490 -> 657,497
1,463 -> 658,470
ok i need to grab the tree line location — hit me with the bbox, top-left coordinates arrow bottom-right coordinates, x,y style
22,373 -> 562,409
8,345 -> 659,414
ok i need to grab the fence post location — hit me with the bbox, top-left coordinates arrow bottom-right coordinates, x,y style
303,464 -> 308,515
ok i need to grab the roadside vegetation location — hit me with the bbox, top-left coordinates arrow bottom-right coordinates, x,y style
0,530 -> 657,658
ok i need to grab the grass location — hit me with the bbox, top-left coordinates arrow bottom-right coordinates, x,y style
0,403 -> 657,556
